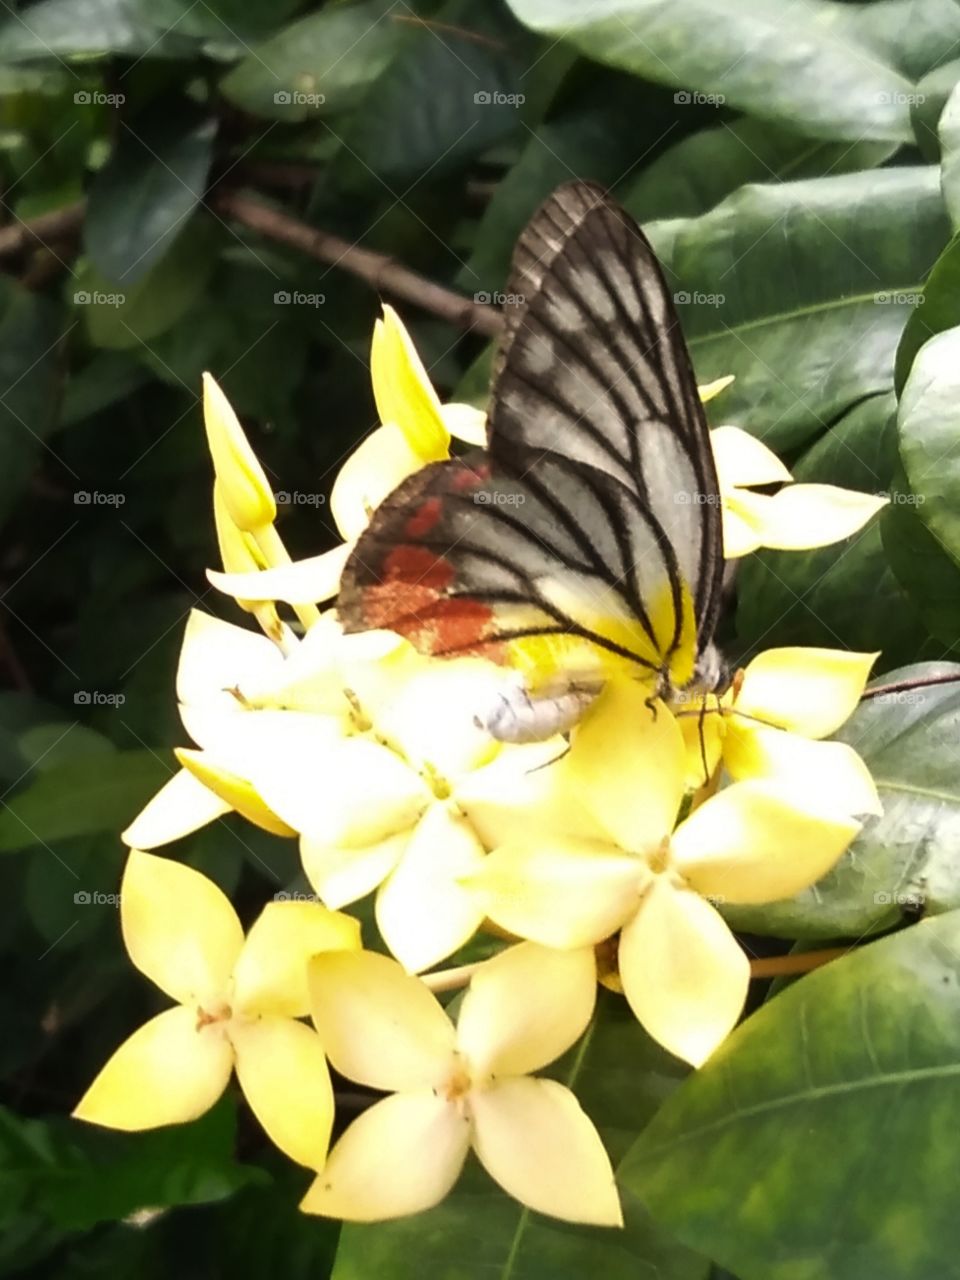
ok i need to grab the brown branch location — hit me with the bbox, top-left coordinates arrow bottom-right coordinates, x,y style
861,671 -> 960,700
749,945 -> 850,979
212,187 -> 504,338
0,200 -> 86,259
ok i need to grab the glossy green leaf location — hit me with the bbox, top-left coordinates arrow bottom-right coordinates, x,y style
649,167 -> 949,449
723,662 -> 960,939
910,58 -> 960,160
897,322 -> 960,566
74,215 -> 220,349
331,991 -> 707,1280
85,107 -> 216,285
939,78 -> 960,226
505,0 -> 919,142
622,119 -> 894,224
893,230 -> 960,392
882,477 -> 960,648
0,0 -> 196,61
0,749 -> 170,852
220,0 -> 400,122
621,910 -> 960,1280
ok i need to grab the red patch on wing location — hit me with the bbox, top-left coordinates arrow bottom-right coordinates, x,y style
357,542 -> 502,659
404,496 -> 443,539
451,462 -> 489,491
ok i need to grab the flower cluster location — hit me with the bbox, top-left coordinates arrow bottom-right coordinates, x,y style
75,307 -> 885,1227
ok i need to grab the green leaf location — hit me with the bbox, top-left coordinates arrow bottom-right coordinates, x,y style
0,0 -> 197,62
0,749 -> 170,852
622,118 -> 895,224
882,479 -> 960,648
0,278 -> 62,523
84,106 -> 217,286
74,214 -> 220,349
910,58 -> 960,160
723,662 -> 960,939
897,322 -> 960,566
504,0 -> 919,143
1,1098 -> 261,1232
58,351 -> 153,430
219,0 -> 400,122
621,910 -> 960,1280
939,78 -> 960,226
893,230 -> 960,392
332,992 -> 708,1280
338,0 -> 533,185
649,167 -> 949,449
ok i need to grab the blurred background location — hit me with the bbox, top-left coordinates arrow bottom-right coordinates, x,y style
0,0 -> 959,1273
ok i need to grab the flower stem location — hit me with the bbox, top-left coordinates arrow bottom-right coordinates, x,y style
749,945 -> 850,978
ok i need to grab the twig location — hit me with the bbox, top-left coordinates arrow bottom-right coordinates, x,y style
0,200 -> 86,259
861,671 -> 960,699
212,188 -> 503,337
748,945 -> 850,978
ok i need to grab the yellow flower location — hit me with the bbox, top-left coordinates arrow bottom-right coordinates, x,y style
302,944 -> 621,1226
73,850 -> 359,1167
202,372 -> 276,533
676,646 -> 882,809
712,425 -> 888,557
234,653 -> 603,974
122,609 -> 399,851
206,305 -> 485,608
467,681 -> 864,1066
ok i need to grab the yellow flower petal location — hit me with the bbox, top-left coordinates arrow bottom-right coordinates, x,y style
671,778 -> 861,904
246,731 -> 430,845
467,838 -> 644,949
376,804 -> 487,973
454,740 -> 606,848
371,304 -> 449,460
231,1015 -> 334,1168
619,882 -> 748,1066
373,657 -> 501,777
711,425 -> 793,489
698,374 -> 735,404
121,768 -> 231,849
330,423 -> 424,541
121,850 -> 244,1007
441,401 -> 487,445
300,1091 -> 469,1221
74,1006 -> 233,1129
676,694 -> 726,791
175,748 -> 297,837
308,950 -> 456,1091
741,483 -> 888,551
720,489 -> 768,557
232,900 -> 361,1017
301,830 -> 409,908
176,609 -> 283,709
736,647 -> 878,738
202,372 -> 276,531
471,1078 -> 622,1226
571,682 -> 685,850
724,722 -> 881,817
457,943 -> 596,1079
207,544 -> 353,606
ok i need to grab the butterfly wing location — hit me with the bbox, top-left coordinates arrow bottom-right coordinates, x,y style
339,181 -> 720,689
338,447 -> 697,690
488,182 -> 723,647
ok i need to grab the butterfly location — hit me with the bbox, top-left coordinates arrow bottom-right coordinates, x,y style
338,180 -> 725,741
